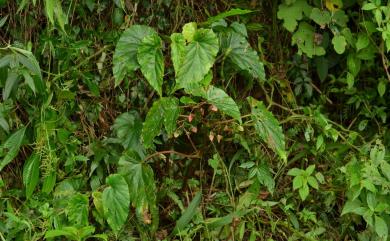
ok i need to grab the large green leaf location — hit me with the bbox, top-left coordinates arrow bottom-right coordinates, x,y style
247,97 -> 286,161
113,25 -> 155,86
0,126 -> 26,171
176,29 -> 219,90
67,193 -> 89,227
111,111 -> 142,150
22,153 -> 40,199
221,31 -> 265,81
102,174 -> 130,233
201,85 -> 241,123
118,150 -> 157,226
142,97 -> 180,148
173,192 -> 202,234
170,33 -> 186,76
137,33 -> 164,96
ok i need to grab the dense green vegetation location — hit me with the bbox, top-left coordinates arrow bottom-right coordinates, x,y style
1,0 -> 390,240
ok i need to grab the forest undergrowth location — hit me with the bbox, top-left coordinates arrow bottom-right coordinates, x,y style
1,0 -> 390,240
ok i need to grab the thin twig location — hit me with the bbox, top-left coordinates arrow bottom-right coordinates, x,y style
144,150 -> 200,161
310,82 -> 333,104
380,42 -> 390,83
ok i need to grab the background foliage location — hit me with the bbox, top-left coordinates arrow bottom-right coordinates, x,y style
1,0 -> 390,240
